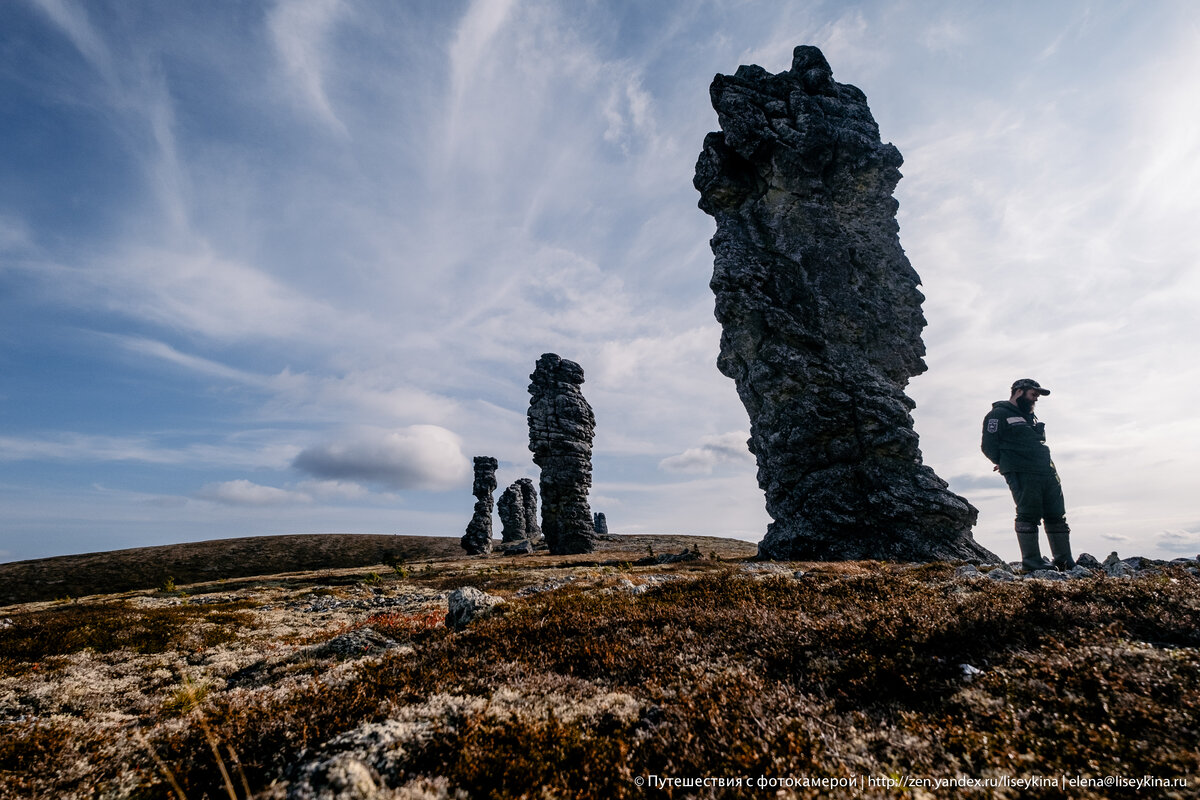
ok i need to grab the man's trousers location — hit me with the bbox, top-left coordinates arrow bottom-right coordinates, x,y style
1003,471 -> 1068,533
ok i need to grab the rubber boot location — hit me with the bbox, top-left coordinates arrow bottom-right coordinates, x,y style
1016,525 -> 1052,573
1046,523 -> 1076,571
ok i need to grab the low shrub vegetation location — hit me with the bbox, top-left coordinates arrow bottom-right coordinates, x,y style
2,564 -> 1199,799
0,600 -> 256,668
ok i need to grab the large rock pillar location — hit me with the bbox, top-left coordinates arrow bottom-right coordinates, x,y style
527,353 -> 596,555
460,456 -> 498,555
694,45 -> 997,563
498,478 -> 541,543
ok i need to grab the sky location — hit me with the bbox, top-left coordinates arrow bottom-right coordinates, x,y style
2,0 -> 1199,564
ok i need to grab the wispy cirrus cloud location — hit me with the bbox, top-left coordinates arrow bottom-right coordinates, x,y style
29,0 -> 117,85
196,479 -> 311,507
267,0 -> 349,135
5,1 -> 1200,564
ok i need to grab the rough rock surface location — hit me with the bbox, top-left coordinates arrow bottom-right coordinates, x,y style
527,353 -> 597,555
593,512 -> 608,535
501,540 -> 536,556
984,552 -> 1191,582
498,478 -> 541,543
460,456 -> 498,555
694,45 -> 997,563
286,717 -> 458,800
445,587 -> 505,630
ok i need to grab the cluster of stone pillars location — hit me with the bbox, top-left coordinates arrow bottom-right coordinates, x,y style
460,353 -> 607,556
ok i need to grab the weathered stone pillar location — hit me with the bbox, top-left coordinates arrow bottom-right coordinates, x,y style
694,45 -> 998,563
593,512 -> 608,536
498,477 -> 541,543
527,353 -> 596,555
460,456 -> 498,555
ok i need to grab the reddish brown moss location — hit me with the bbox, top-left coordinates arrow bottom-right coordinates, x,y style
10,568 -> 1200,800
0,600 -> 256,665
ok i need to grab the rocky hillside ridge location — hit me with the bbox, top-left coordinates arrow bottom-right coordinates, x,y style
2,535 -> 1198,799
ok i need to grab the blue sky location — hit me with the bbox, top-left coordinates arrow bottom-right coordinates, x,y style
2,0 -> 1198,563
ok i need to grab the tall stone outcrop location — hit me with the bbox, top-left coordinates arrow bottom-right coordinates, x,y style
460,456 -> 498,555
498,478 -> 541,543
593,512 -> 608,536
694,45 -> 997,563
527,353 -> 596,555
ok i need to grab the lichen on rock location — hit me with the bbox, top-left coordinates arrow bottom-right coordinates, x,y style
694,45 -> 997,563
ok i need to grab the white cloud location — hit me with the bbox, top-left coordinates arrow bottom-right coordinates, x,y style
6,1 -> 1200,564
116,335 -> 461,426
0,215 -> 33,254
918,19 -> 968,53
448,0 -> 517,105
292,425 -> 471,491
30,0 -> 117,85
105,246 -> 344,342
8,245 -> 356,350
116,336 -> 260,384
595,473 -> 768,541
195,479 -> 311,507
659,431 -> 753,475
0,432 -> 299,469
32,0 -> 194,236
1156,529 -> 1200,556
0,433 -> 174,464
296,479 -> 370,501
268,0 -> 349,134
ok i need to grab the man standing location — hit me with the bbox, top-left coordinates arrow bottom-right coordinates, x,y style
981,378 -> 1076,572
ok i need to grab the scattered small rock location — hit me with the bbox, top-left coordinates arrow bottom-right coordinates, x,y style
1028,569 -> 1069,582
1105,560 -> 1137,579
956,565 -> 982,579
614,578 -> 653,596
517,576 -> 579,596
289,590 -> 442,614
501,540 -> 536,556
286,718 -> 440,800
636,549 -> 703,566
445,587 -> 505,630
985,567 -> 1017,583
312,628 -> 399,659
185,595 -> 244,605
740,562 -> 792,575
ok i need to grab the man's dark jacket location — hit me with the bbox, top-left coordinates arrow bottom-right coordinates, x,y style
981,401 -> 1056,475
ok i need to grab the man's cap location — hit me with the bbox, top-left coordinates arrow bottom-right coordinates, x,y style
1011,378 -> 1050,396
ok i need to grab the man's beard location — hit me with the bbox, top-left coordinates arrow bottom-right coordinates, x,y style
1016,396 -> 1035,414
